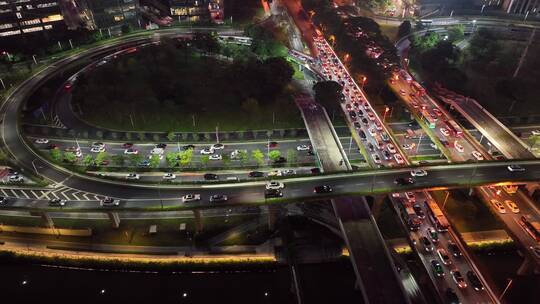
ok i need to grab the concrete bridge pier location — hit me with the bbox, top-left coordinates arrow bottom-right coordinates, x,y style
107,212 -> 121,229
193,210 -> 203,234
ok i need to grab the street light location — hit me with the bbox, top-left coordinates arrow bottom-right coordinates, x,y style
361,76 -> 367,89
383,106 -> 390,122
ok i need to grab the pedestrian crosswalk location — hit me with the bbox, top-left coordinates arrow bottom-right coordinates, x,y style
0,186 -> 105,201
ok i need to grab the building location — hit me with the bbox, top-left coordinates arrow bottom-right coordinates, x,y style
0,0 -> 66,39
503,0 -> 540,15
82,0 -> 140,29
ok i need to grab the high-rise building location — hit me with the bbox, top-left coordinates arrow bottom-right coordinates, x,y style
503,0 -> 540,15
82,0 -> 140,29
0,0 -> 66,38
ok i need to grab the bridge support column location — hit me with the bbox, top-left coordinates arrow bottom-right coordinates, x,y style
517,256 -> 540,275
193,210 -> 203,234
267,205 -> 279,231
107,212 -> 121,229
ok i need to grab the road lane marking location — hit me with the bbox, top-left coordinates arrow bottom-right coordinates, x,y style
30,190 -> 39,199
21,190 -> 30,199
83,193 -> 91,200
10,189 -> 18,197
72,192 -> 82,200
1,189 -> 9,197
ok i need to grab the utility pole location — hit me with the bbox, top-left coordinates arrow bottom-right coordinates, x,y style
513,28 -> 536,78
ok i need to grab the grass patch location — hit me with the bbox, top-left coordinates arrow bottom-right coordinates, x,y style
431,189 -> 504,232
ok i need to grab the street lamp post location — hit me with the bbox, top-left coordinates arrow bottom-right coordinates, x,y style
383,106 -> 390,122
481,4 -> 486,14
31,159 -> 39,175
442,190 -> 450,210
361,76 -> 367,89
32,55 -> 37,64
499,278 -> 513,301
0,78 -> 5,90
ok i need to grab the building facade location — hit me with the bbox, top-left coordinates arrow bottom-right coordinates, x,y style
0,0 -> 66,38
503,0 -> 540,15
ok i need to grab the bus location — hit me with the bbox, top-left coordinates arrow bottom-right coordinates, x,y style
421,110 -> 436,129
410,81 -> 426,97
518,216 -> 540,242
445,120 -> 463,137
424,199 -> 449,232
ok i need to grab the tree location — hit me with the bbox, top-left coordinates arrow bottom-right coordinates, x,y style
448,25 -> 465,43
82,155 -> 94,167
95,151 -> 109,166
397,21 -> 412,39
112,155 -> 126,167
129,154 -> 143,166
166,152 -> 179,167
50,149 -> 62,162
238,150 -> 249,165
178,149 -> 193,167
149,154 -> 161,168
63,152 -> 76,163
246,24 -> 287,58
252,149 -> 265,166
313,81 -> 343,112
200,155 -> 210,167
268,150 -> 281,161
412,32 -> 440,53
166,131 -> 176,141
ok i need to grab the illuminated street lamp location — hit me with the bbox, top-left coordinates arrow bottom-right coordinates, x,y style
344,53 -> 350,62
361,76 -> 367,89
329,35 -> 336,46
383,106 -> 390,122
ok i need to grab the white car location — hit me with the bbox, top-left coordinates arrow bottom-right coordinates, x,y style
471,151 -> 484,160
490,199 -> 506,214
266,181 -> 285,190
163,173 -> 176,180
211,143 -> 225,150
35,138 -> 49,144
297,144 -> 311,151
437,248 -> 452,265
531,130 -> 540,136
504,200 -> 519,213
394,154 -> 405,164
430,143 -> 438,150
151,148 -> 164,155
182,194 -> 201,203
367,112 -> 376,121
100,197 -> 120,206
209,154 -> 222,161
440,128 -> 450,137
454,141 -> 464,153
91,142 -> 105,149
200,148 -> 215,155
387,144 -> 397,154
8,175 -> 23,183
410,169 -> 428,177
371,154 -> 381,164
126,173 -> 140,180
268,170 -> 282,177
90,147 -> 105,153
507,165 -> 525,172
124,148 -> 138,155
401,143 -> 413,150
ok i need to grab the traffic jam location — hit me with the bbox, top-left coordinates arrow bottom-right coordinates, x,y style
312,35 -> 406,168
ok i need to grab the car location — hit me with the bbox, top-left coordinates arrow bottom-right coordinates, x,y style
209,154 -> 222,161
367,143 -> 374,151
150,148 -> 164,155
394,177 -> 414,186
433,108 -> 442,116
0,196 -> 7,205
357,109 -> 364,116
297,144 -> 311,151
35,138 -> 49,144
386,143 -> 397,153
430,143 -> 438,150
155,143 -> 167,149
126,173 -> 140,180
353,122 -> 361,129
358,130 -> 367,140
273,156 -> 287,164
163,173 -> 176,180
282,169 -> 295,176
267,170 -> 282,177
420,236 -> 433,252
490,199 -> 506,214
182,144 -> 196,150
531,130 -> 540,136
401,143 -> 413,150
361,118 -> 369,125
204,173 -> 219,180
181,194 -> 201,203
46,144 -> 59,150
348,111 -> 357,119
368,128 -> 377,136
383,150 -> 392,160
266,181 -> 285,190
138,160 -> 150,167
454,141 -> 464,153
311,168 -> 321,174
90,146 -> 105,153
431,260 -> 445,277
504,200 -> 519,213
209,194 -> 228,203
122,143 -> 134,148
8,175 -> 23,183
440,128 -> 450,137
100,197 -> 120,207
450,269 -> 467,289
211,143 -> 224,150
381,132 -> 390,142
410,169 -> 427,177
367,112 -> 376,121
267,141 -> 279,148
265,188 -> 283,198
393,154 -> 405,164
124,148 -> 138,155
467,271 -> 484,291
48,198 -> 66,206
445,288 -> 460,304
471,151 -> 484,160
371,154 -> 381,164
437,248 -> 452,265
427,227 -> 439,243
248,171 -> 264,178
399,89 -> 406,95
448,241 -> 462,258
200,148 -> 214,155
91,142 -> 105,149
507,165 -> 525,172
314,185 -> 333,194
374,121 -> 383,131
405,192 -> 415,202
413,204 -> 425,218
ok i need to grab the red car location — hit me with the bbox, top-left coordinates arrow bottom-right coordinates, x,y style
122,143 -> 134,148
267,141 -> 278,148
47,144 -> 59,150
